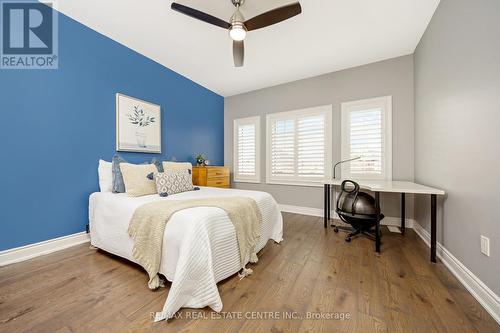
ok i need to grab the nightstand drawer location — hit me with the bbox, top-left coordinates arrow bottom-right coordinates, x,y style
206,177 -> 230,188
192,166 -> 230,188
207,168 -> 229,179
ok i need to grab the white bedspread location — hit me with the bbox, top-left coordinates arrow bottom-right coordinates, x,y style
88,187 -> 283,320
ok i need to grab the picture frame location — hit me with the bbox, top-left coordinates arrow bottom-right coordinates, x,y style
116,93 -> 161,154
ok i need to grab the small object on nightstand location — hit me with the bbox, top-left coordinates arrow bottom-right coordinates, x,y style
192,166 -> 230,188
196,154 -> 206,166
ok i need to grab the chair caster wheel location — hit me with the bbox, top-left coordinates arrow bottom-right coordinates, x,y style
345,237 -> 352,242
333,227 -> 339,233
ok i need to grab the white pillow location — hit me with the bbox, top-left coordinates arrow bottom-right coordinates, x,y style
162,161 -> 193,171
98,159 -> 113,192
119,163 -> 157,197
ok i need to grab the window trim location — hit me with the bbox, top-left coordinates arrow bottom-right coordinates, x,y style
233,116 -> 261,183
266,105 -> 333,186
340,96 -> 392,180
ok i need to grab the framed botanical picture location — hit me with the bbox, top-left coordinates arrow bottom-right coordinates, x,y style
116,93 -> 161,153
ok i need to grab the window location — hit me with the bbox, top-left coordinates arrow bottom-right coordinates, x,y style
234,116 -> 260,183
266,105 -> 332,186
341,96 -> 392,180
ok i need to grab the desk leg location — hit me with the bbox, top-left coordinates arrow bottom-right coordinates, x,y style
431,194 -> 437,263
327,184 -> 331,222
324,184 -> 328,228
375,191 -> 381,253
401,193 -> 406,233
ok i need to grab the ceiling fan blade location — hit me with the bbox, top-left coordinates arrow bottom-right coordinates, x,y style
233,40 -> 244,67
171,2 -> 231,29
244,2 -> 302,31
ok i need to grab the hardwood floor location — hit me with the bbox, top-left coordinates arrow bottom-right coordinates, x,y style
0,213 -> 498,332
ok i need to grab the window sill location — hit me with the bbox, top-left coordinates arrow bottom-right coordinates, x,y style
265,180 -> 324,188
340,175 -> 392,181
234,179 -> 261,184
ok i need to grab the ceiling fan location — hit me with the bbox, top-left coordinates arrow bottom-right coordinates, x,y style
171,0 -> 302,67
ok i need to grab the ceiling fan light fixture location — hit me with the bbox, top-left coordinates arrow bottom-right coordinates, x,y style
171,1 -> 303,67
229,23 -> 247,41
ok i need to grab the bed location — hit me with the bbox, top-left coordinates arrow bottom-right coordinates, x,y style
88,186 -> 283,320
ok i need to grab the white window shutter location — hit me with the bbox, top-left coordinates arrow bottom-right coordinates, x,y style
341,96 -> 392,180
271,119 -> 295,177
267,105 -> 332,185
237,124 -> 256,176
349,108 -> 383,175
234,116 -> 260,183
297,114 -> 325,178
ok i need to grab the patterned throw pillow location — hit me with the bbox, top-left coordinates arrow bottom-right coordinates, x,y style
154,169 -> 197,197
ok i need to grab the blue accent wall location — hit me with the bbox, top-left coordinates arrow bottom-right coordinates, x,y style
0,10 -> 224,251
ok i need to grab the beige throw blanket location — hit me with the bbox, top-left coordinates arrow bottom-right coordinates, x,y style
128,197 -> 262,289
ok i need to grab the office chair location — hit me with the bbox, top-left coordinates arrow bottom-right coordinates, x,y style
333,180 -> 384,242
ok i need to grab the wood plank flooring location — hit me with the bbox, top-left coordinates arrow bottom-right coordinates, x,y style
0,213 -> 498,332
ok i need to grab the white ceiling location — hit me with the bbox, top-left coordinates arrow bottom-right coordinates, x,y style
53,0 -> 440,96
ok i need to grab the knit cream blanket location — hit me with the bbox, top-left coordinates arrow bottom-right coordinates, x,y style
128,197 -> 262,289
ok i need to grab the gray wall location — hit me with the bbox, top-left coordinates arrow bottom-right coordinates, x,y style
225,55 -> 415,218
414,0 -> 500,295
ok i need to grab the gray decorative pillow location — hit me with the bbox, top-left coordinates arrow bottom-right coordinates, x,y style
112,155 -> 127,193
154,169 -> 197,197
151,158 -> 164,172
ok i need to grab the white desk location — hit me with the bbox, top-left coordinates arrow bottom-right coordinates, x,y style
324,180 -> 445,262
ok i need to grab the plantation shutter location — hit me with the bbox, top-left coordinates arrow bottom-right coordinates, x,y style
341,96 -> 392,180
267,105 -> 332,184
237,123 -> 256,177
297,114 -> 326,178
348,108 -> 383,175
234,116 -> 260,182
271,119 -> 295,177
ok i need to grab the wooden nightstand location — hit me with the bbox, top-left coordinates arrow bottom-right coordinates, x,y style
192,166 -> 230,188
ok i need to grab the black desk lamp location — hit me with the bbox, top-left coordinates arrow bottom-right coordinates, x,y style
333,156 -> 361,179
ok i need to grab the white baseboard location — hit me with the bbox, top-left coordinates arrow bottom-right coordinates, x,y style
279,204 -> 414,228
0,232 -> 90,267
279,204 -> 328,218
412,222 -> 500,326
